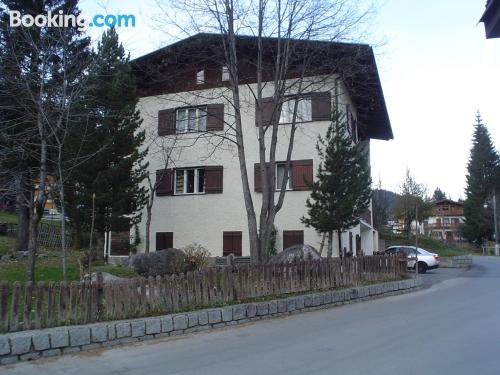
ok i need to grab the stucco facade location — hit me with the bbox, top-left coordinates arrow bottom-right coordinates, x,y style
134,77 -> 377,257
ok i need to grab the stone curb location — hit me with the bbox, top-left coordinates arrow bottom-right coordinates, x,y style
0,277 -> 422,366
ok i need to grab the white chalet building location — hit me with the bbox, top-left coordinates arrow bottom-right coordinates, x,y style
127,34 -> 393,259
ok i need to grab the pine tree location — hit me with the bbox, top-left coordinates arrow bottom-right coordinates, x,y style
65,29 -> 148,253
432,188 -> 447,201
463,112 -> 499,244
301,111 -> 372,257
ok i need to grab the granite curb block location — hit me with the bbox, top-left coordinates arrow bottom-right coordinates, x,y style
0,277 -> 422,366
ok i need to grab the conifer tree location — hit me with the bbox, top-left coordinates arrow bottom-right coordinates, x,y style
65,29 -> 148,255
463,112 -> 499,244
301,111 -> 372,257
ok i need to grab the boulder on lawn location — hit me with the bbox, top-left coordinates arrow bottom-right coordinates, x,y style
269,244 -> 321,264
82,272 -> 125,285
129,248 -> 186,277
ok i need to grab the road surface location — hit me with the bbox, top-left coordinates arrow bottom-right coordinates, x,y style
4,256 -> 500,375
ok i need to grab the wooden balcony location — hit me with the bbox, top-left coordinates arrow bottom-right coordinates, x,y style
426,222 -> 463,230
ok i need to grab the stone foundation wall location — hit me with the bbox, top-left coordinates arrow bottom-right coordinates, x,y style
439,255 -> 473,268
0,278 -> 422,366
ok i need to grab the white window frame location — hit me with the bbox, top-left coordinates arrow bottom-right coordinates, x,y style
222,66 -> 230,81
176,107 -> 207,133
174,168 -> 206,195
276,163 -> 293,191
196,69 -> 205,85
279,97 -> 312,124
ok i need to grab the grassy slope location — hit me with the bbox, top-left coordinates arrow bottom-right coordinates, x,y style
381,231 -> 478,257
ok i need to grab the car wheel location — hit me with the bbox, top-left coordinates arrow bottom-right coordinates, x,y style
417,262 -> 427,274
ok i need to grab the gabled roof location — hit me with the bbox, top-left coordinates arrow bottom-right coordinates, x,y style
132,33 -> 393,140
480,0 -> 500,38
433,199 -> 463,207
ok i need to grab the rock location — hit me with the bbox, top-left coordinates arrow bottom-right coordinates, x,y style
82,272 -> 125,285
269,244 -> 321,264
1,254 -> 12,262
14,251 -> 28,261
129,248 -> 186,277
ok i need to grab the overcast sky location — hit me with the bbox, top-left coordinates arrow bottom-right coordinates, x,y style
81,0 -> 500,201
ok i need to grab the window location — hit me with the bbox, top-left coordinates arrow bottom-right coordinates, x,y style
254,159 -> 312,192
443,218 -> 450,224
279,98 -> 312,124
222,66 -> 230,81
174,168 -> 205,195
196,69 -> 205,84
283,230 -> 304,250
223,231 -> 242,256
156,232 -> 173,250
176,107 -> 207,133
276,163 -> 292,190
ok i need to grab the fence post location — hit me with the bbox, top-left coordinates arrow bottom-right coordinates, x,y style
0,282 -> 8,332
95,272 -> 104,320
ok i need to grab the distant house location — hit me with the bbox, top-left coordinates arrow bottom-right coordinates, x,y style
480,0 -> 500,39
424,199 -> 465,242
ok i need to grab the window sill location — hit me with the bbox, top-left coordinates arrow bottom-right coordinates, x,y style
173,192 -> 206,196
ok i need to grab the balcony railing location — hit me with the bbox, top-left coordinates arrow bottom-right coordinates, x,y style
426,222 -> 463,230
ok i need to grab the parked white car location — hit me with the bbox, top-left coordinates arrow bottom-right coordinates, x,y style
385,246 -> 440,273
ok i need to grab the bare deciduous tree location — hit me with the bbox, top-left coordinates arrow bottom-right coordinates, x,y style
147,0 -> 378,263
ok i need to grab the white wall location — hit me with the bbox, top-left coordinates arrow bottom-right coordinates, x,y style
136,77 -> 375,257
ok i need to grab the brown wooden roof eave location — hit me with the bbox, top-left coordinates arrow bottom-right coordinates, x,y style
132,33 -> 393,140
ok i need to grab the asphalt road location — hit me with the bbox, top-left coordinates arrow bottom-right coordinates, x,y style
4,256 -> 500,375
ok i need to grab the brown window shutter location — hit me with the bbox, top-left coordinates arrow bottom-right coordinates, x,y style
311,92 -> 331,121
158,109 -> 176,135
292,159 -> 313,191
207,104 -> 224,131
283,230 -> 304,250
205,166 -> 223,193
156,169 -> 173,196
156,232 -> 173,250
256,97 -> 277,126
223,231 -> 242,256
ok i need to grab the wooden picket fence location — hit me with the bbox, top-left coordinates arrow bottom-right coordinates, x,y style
0,254 -> 406,333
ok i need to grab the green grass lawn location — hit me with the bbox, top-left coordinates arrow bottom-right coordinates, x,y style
0,210 -> 64,227
0,211 -> 17,223
0,239 -> 138,283
381,232 -> 478,257
0,236 -> 15,256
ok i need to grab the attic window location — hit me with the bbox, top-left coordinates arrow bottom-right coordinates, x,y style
222,66 -> 230,81
196,70 -> 205,85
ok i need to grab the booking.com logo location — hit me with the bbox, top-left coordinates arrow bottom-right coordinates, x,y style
9,10 -> 135,31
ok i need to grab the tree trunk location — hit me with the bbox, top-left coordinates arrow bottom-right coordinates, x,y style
145,200 -> 152,253
15,190 -> 30,252
26,208 -> 40,282
319,232 -> 326,256
27,134 -> 47,283
71,227 -> 81,250
58,166 -> 68,282
327,231 -> 333,258
337,230 -> 343,258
